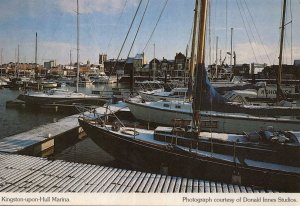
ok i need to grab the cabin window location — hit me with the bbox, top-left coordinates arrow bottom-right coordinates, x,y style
175,105 -> 181,109
163,104 -> 170,108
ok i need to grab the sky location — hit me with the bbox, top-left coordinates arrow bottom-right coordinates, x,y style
0,0 -> 299,66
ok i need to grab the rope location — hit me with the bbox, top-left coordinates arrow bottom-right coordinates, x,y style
235,0 -> 258,63
239,1 -> 263,63
142,0 -> 168,52
106,0 -> 128,53
108,0 -> 143,77
125,0 -> 150,64
243,0 -> 272,65
120,0 -> 150,94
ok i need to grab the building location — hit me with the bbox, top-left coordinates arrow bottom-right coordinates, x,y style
133,53 -> 146,75
44,60 -> 55,70
174,52 -> 187,78
99,53 -> 107,72
232,64 -> 250,77
104,59 -> 133,75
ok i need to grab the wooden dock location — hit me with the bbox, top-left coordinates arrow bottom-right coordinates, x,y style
0,102 -> 128,155
0,153 -> 276,193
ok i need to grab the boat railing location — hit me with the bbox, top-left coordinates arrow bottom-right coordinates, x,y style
74,103 -> 98,115
76,102 -> 127,132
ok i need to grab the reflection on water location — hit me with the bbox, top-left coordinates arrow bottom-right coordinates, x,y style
0,83 -> 123,138
0,89 -> 66,138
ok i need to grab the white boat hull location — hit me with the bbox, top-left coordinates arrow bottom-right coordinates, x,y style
126,100 -> 300,134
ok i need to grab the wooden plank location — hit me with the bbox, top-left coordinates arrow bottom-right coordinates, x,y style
204,181 -> 211,193
180,178 -> 187,193
154,175 -> 166,193
85,167 -> 113,192
149,174 -> 161,193
173,177 -> 182,193
104,169 -> 127,193
210,182 -> 217,193
143,174 -> 156,193
228,184 -> 235,193
136,173 -> 151,193
193,179 -> 199,193
234,185 -> 241,193
98,169 -> 124,192
57,164 -> 92,192
126,171 -> 143,193
73,165 -> 97,192
199,180 -> 205,193
116,171 -> 137,193
167,177 -> 177,193
239,186 -> 247,193
186,179 -> 193,193
222,183 -> 229,193
161,176 -> 171,193
216,182 -> 223,193
97,168 -> 122,192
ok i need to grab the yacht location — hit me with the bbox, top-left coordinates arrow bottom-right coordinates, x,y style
17,88 -> 106,105
126,98 -> 300,134
88,72 -> 109,84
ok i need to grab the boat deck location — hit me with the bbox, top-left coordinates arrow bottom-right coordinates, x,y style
0,153 -> 276,193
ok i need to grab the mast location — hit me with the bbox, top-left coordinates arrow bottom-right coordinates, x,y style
215,36 -> 218,79
17,44 -> 19,77
70,50 -> 72,66
153,43 -> 155,81
0,48 -> 2,76
277,0 -> 286,103
35,32 -> 38,78
230,28 -> 233,67
188,0 -> 199,101
230,27 -> 233,78
76,0 -> 80,93
193,0 -> 208,132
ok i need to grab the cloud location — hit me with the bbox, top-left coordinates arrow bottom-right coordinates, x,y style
0,0 -> 138,19
55,0 -> 138,15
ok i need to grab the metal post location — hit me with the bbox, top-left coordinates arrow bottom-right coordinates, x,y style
277,0 -> 287,104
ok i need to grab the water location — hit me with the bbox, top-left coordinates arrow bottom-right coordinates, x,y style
0,88 -> 67,138
0,83 -> 122,138
0,83 -> 135,169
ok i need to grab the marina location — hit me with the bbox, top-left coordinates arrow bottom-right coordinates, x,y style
0,99 -> 279,193
0,0 -> 300,202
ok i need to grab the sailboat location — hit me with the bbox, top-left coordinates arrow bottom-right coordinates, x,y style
79,0 -> 300,191
17,1 -> 106,106
127,0 -> 300,133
